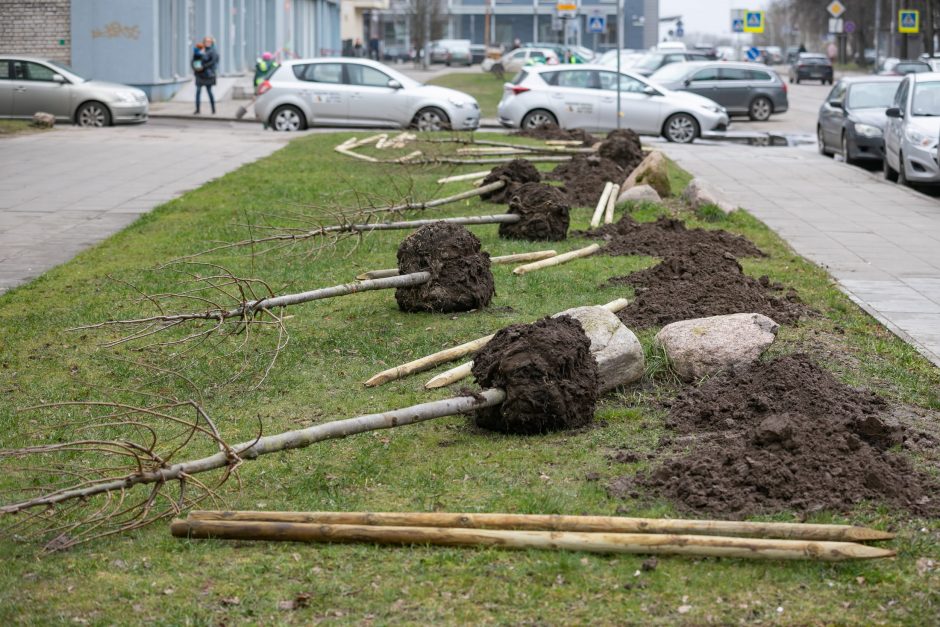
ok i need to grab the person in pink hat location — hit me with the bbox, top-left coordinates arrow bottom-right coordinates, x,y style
254,51 -> 279,90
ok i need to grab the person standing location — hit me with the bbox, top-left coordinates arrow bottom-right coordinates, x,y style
195,36 -> 219,115
254,52 -> 278,89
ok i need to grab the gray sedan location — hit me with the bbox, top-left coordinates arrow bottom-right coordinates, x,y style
0,55 -> 148,126
817,76 -> 902,164
651,61 -> 788,121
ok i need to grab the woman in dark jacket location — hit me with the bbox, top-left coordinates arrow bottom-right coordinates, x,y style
195,36 -> 219,114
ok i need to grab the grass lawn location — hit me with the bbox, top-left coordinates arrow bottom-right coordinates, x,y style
428,72 -> 506,118
0,132 -> 938,624
0,119 -> 48,136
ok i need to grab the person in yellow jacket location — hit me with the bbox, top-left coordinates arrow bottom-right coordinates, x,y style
254,52 -> 279,89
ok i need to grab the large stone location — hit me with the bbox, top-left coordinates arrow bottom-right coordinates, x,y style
554,305 -> 644,392
31,112 -> 55,128
617,184 -> 661,204
681,178 -> 737,215
655,313 -> 779,381
621,151 -> 671,198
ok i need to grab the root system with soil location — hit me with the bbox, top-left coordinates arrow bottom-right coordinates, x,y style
582,215 -> 764,258
500,182 -> 571,241
511,126 -> 598,146
598,129 -> 645,172
551,156 -> 625,207
480,159 -> 542,204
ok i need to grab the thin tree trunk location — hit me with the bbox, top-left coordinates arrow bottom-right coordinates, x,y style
357,250 -> 556,280
512,244 -> 601,275
590,183 -> 614,228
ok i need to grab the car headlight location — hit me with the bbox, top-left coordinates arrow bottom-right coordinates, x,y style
112,90 -> 138,103
904,127 -> 935,147
853,123 -> 882,138
699,103 -> 724,114
448,97 -> 471,109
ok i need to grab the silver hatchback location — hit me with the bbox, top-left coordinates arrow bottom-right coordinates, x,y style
884,72 -> 940,185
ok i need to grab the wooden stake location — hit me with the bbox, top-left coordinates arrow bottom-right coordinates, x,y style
513,244 -> 601,275
604,184 -> 620,224
170,519 -> 895,562
457,147 -> 532,156
357,250 -> 557,281
437,171 -> 493,184
590,182 -> 614,228
545,140 -> 584,146
186,510 -> 895,542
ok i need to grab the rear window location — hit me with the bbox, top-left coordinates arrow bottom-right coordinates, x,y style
847,81 -> 901,109
0,60 -> 8,79
512,70 -> 529,85
293,63 -> 343,83
801,56 -> 829,65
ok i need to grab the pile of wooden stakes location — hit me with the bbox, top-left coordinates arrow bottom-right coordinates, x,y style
172,511 -> 895,562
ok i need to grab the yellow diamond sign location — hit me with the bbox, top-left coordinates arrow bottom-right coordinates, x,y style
827,1 -> 846,18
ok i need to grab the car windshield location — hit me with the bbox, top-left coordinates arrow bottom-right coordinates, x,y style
650,63 -> 694,82
46,60 -> 85,81
912,81 -> 940,116
633,53 -> 665,71
800,55 -> 828,64
847,82 -> 901,109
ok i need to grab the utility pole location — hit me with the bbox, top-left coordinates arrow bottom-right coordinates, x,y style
875,0 -> 882,69
422,0 -> 431,69
533,0 -> 538,43
900,0 -> 908,59
615,0 -> 621,129
889,0 -> 897,57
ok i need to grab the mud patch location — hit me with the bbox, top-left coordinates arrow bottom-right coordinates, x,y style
597,129 -> 645,172
608,244 -> 806,328
581,215 -> 764,258
480,159 -> 542,204
511,125 -> 598,146
500,182 -> 570,241
551,155 -> 625,207
395,222 -> 495,313
472,316 -> 598,434
609,354 -> 938,517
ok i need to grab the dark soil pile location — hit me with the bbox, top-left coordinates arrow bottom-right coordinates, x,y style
510,125 -> 598,146
608,243 -> 806,328
500,182 -> 570,241
472,316 -> 598,434
395,222 -> 495,313
551,155 -> 625,207
609,354 -> 938,517
480,159 -> 542,204
597,129 -> 645,172
581,215 -> 764,258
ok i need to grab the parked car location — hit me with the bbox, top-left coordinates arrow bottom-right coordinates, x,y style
445,42 -> 472,67
630,51 -> 712,76
469,44 -> 487,64
788,53 -> 833,84
255,58 -> 479,132
598,51 -> 644,70
0,55 -> 148,127
429,39 -> 471,64
691,44 -> 719,60
763,46 -> 783,64
879,60 -> 931,76
650,61 -> 788,121
817,76 -> 903,164
496,65 -> 729,143
381,45 -> 412,63
884,72 -> 940,185
490,47 -> 559,73
784,46 -> 802,65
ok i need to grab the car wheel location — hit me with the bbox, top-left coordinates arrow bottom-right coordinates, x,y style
270,105 -> 306,131
897,152 -> 909,186
748,96 -> 773,121
663,113 -> 699,144
818,126 -> 832,157
413,106 -> 450,131
883,153 -> 899,182
841,133 -> 855,165
521,109 -> 558,129
76,101 -> 111,127
795,77 -> 801,84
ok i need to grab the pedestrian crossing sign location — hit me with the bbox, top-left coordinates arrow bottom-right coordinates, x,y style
899,10 -> 919,34
743,10 -> 764,33
588,15 -> 606,34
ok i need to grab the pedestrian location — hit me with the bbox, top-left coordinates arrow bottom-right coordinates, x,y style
195,35 -> 218,115
798,43 -> 806,54
354,38 -> 364,57
254,51 -> 278,89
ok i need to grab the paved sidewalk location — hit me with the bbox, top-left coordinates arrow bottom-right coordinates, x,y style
658,142 -> 940,368
0,125 -> 288,294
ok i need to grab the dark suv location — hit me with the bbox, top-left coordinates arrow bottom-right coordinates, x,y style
789,53 -> 833,84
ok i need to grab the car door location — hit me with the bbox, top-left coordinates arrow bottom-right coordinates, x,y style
344,63 -> 406,126
715,68 -> 753,113
884,78 -> 908,169
682,66 -> 721,103
597,71 -> 662,133
504,50 -> 527,73
294,62 -> 350,124
543,69 -> 600,129
0,60 -> 13,115
11,60 -> 71,119
819,81 -> 847,149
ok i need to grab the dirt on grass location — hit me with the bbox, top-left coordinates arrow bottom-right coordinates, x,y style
609,243 -> 807,329
581,215 -> 764,258
597,129 -> 645,172
510,125 -> 598,146
551,155 -> 625,207
609,354 -> 939,517
395,222 -> 495,313
480,159 -> 542,204
472,316 -> 598,434
500,182 -> 570,241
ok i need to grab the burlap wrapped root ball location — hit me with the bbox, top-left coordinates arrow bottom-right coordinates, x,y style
472,316 -> 599,434
395,222 -> 496,313
500,182 -> 571,241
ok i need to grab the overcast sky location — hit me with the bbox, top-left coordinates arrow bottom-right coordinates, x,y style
661,0 -> 771,38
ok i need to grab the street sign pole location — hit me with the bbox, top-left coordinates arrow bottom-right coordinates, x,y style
616,0 -> 621,129
875,0 -> 882,71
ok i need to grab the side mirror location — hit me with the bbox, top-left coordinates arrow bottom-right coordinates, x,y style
886,107 -> 903,118
387,79 -> 402,89
828,100 -> 843,109
52,74 -> 66,84
642,85 -> 659,96
683,78 -> 692,87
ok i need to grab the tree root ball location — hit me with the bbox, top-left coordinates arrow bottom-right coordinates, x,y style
395,223 -> 496,313
472,316 -> 599,434
598,129 -> 645,173
500,182 -> 571,241
480,159 -> 542,204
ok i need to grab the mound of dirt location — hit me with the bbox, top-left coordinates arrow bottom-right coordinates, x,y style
581,215 -> 764,258
610,244 -> 806,329
597,129 -> 645,172
551,155 -> 625,207
472,316 -> 598,434
480,159 -> 542,204
500,182 -> 570,241
609,354 -> 938,517
511,125 -> 598,146
395,222 -> 495,313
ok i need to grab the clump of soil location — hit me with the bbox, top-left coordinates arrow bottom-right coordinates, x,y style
551,155 -> 625,207
609,354 -> 938,517
472,316 -> 598,434
597,129 -> 645,172
511,125 -> 598,146
500,182 -> 570,241
395,222 -> 495,313
581,215 -> 764,258
608,243 -> 806,328
480,159 -> 542,204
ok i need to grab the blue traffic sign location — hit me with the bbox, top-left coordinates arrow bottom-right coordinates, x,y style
732,18 -> 744,33
747,46 -> 761,61
747,12 -> 761,27
587,15 -> 606,34
676,26 -> 684,37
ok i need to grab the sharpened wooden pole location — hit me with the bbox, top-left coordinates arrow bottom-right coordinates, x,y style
185,511 -> 896,542
357,250 -> 557,281
590,182 -> 614,228
437,171 -> 493,184
513,244 -> 601,276
604,184 -> 620,224
170,519 -> 895,562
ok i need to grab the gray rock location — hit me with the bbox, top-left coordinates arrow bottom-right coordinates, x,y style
555,305 -> 644,392
622,151 -> 671,198
31,112 -> 55,128
655,313 -> 779,381
617,184 -> 661,204
682,178 -> 737,214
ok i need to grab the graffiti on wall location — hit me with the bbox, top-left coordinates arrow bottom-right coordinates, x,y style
91,22 -> 141,40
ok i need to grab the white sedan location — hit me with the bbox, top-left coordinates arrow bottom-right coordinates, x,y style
497,64 -> 729,143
